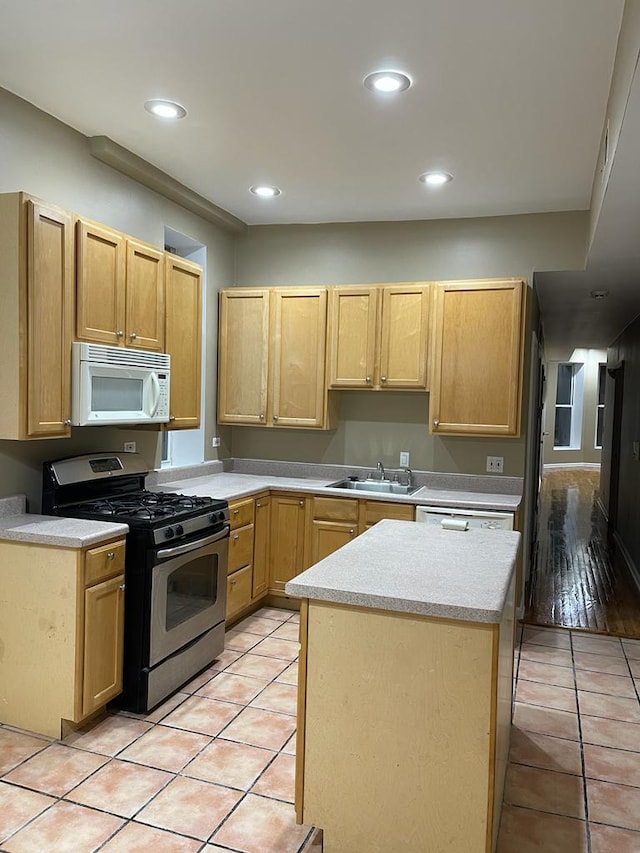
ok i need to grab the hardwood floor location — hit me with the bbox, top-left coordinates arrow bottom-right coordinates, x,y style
524,467 -> 640,638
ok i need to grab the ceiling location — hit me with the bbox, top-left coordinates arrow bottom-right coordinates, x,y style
2,0 -> 638,358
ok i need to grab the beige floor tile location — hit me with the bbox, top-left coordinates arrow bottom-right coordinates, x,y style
508,728 -> 583,776
497,804 -> 587,852
0,729 -> 50,775
226,653 -> 290,681
135,775 -> 241,841
282,734 -> 297,756
522,627 -> 571,649
515,679 -> 577,713
234,615 -> 281,636
101,820 -> 203,852
255,607 -> 292,623
517,659 -> 575,688
224,630 -> 264,652
161,695 -> 241,737
622,639 -> 640,661
251,637 -> 300,661
587,778 -> 640,832
299,828 -> 323,852
143,692 -> 190,723
573,650 -> 631,676
571,635 -> 624,657
210,648 -> 244,671
62,714 -> 152,756
221,707 -> 297,751
0,782 -> 54,845
629,659 -> 640,678
513,702 -> 580,741
2,800 -> 123,853
580,715 -> 640,752
183,739 -> 274,790
251,682 -> 299,716
583,743 -> 640,787
578,690 -> 640,723
212,793 -> 310,853
575,670 -> 636,698
180,667 -> 218,693
287,613 -> 301,624
504,763 -> 585,819
3,744 -> 108,797
251,752 -> 296,802
196,672 -> 269,704
275,662 -> 299,686
118,725 -> 211,773
589,822 -> 640,853
520,644 -> 573,668
270,622 -> 301,642
65,758 -> 172,818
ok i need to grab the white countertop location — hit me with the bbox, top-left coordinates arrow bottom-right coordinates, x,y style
0,513 -> 129,548
285,519 -> 521,623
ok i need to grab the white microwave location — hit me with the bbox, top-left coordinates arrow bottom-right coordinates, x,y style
71,343 -> 171,426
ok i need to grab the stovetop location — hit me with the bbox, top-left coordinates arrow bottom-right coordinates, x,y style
69,490 -> 224,525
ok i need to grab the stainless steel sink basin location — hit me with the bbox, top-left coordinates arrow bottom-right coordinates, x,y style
327,478 -> 420,496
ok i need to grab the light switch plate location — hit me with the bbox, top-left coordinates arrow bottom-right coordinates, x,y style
212,437 -> 221,447
486,456 -> 504,473
399,451 -> 410,467
123,441 -> 136,453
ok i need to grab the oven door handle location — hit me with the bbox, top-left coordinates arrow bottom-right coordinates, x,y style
156,525 -> 230,559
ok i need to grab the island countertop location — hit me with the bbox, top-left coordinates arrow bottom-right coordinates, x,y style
285,518 -> 521,623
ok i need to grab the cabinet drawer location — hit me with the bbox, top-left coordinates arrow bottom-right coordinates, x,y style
228,523 -> 254,574
229,498 -> 255,530
84,540 -> 126,586
226,565 -> 252,621
363,501 -> 415,526
313,497 -> 359,522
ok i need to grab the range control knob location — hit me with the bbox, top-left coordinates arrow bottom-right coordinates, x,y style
174,524 -> 184,537
164,527 -> 174,539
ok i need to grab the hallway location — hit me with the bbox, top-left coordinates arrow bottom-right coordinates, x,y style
525,468 -> 640,639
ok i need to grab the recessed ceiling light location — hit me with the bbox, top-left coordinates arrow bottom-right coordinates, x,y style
363,70 -> 412,94
419,171 -> 454,186
144,99 -> 187,119
250,185 -> 281,198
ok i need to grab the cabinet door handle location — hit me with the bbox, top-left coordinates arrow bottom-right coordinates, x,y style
256,502 -> 263,508
381,375 -> 387,383
230,579 -> 237,587
233,509 -> 240,516
116,329 -> 124,338
365,375 -> 371,384
299,500 -> 304,507
259,412 -> 265,421
169,416 -> 175,421
107,551 -> 115,560
64,419 -> 72,426
233,534 -> 240,541
129,332 -> 137,340
119,583 -> 126,591
273,415 -> 279,422
349,529 -> 355,536
433,419 -> 440,428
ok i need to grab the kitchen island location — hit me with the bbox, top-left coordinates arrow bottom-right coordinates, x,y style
286,519 -> 520,853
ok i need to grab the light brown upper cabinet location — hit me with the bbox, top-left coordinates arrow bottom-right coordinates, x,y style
0,192 -> 74,440
76,220 -> 165,352
328,283 -> 431,389
165,255 -> 202,429
429,278 -> 525,437
218,287 -> 332,429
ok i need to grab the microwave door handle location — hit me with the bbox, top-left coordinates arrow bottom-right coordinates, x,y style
150,372 -> 160,417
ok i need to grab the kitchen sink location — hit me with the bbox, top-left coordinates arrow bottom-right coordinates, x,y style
327,478 -> 420,496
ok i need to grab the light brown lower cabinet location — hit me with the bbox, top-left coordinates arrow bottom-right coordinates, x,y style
252,496 -> 271,597
296,575 -> 516,852
0,538 -> 125,737
269,493 -> 309,594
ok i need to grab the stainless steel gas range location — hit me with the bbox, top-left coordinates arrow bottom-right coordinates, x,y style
42,452 -> 230,713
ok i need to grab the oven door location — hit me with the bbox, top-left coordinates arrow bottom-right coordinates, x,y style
149,527 -> 229,667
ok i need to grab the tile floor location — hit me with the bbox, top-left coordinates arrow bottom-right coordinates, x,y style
0,606 -> 319,853
499,624 -> 640,852
2,610 -> 640,852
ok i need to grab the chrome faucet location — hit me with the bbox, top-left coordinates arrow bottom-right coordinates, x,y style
376,460 -> 386,480
404,467 -> 413,488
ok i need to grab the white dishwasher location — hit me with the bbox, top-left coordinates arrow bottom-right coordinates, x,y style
415,505 -> 514,531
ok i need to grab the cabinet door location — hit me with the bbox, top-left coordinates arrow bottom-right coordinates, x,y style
76,219 -> 126,345
165,256 -> 202,429
269,495 -> 308,592
253,497 -> 271,598
126,239 -> 165,351
430,279 -> 524,436
226,565 -> 253,621
26,200 -> 74,437
310,520 -> 357,564
271,288 -> 328,428
228,524 -> 254,574
379,284 -> 430,389
328,287 -> 379,388
218,289 -> 269,424
82,574 -> 124,717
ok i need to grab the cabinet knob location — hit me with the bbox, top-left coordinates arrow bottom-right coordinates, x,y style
119,583 -> 126,591
107,551 -> 115,560
349,529 -> 355,536
64,419 -> 72,426
169,416 -> 175,421
233,509 -> 239,515
299,500 -> 304,507
365,376 -> 371,384
233,534 -> 240,541
256,502 -> 263,508
116,329 -> 124,338
230,579 -> 237,587
381,376 -> 387,383
273,415 -> 279,422
433,419 -> 440,428
129,332 -> 137,340
259,412 -> 264,421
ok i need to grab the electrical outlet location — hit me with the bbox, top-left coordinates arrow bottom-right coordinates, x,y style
399,451 -> 410,467
211,437 -> 221,448
486,456 -> 504,473
123,441 -> 136,453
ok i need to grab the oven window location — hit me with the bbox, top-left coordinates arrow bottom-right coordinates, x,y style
166,555 -> 219,631
92,376 -> 143,412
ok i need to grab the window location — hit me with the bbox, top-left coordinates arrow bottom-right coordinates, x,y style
554,363 -> 584,449
595,363 -> 606,449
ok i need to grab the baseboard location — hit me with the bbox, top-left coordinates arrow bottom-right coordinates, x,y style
595,496 -> 608,523
613,531 -> 640,593
543,463 -> 601,470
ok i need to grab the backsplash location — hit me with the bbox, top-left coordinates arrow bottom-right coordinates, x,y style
0,495 -> 26,517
